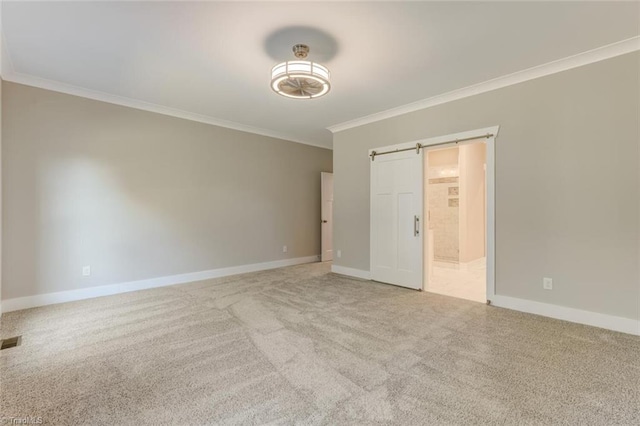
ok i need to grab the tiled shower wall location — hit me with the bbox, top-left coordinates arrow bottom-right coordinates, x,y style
428,176 -> 459,262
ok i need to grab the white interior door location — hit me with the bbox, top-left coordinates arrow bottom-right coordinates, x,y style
321,172 -> 333,262
370,149 -> 423,289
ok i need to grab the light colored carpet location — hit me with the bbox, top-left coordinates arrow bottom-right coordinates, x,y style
1,262 -> 639,425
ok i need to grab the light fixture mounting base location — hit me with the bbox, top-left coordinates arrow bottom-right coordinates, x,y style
293,44 -> 310,59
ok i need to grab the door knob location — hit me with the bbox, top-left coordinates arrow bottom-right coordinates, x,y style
322,220 -> 328,223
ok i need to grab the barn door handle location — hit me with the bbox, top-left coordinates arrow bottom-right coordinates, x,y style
414,216 -> 420,237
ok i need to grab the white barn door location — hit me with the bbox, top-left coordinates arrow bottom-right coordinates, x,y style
370,149 -> 423,290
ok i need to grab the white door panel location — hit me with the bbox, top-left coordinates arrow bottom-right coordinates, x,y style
321,172 -> 333,262
370,149 -> 423,289
374,194 -> 394,270
397,193 -> 413,271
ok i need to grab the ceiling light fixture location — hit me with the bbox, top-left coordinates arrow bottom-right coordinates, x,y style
271,44 -> 331,99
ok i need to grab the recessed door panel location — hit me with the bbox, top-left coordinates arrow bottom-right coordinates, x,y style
370,149 -> 423,290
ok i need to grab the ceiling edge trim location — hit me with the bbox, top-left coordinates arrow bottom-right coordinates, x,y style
2,71 -> 331,150
327,36 -> 640,134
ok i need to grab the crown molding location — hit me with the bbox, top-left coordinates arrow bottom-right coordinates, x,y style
327,36 -> 640,134
2,71 -> 331,150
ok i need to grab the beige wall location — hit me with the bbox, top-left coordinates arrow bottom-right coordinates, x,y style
459,142 -> 486,263
428,147 -> 459,168
2,82 -> 332,301
333,52 -> 639,320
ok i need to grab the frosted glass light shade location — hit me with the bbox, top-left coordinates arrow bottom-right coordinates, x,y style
270,60 -> 331,99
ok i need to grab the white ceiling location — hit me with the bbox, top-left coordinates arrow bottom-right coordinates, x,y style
2,1 -> 639,149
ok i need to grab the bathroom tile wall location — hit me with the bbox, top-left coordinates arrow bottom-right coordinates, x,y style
428,177 -> 459,262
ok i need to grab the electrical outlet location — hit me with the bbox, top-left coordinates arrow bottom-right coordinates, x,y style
82,265 -> 91,277
337,250 -> 342,258
282,245 -> 288,253
543,277 -> 553,290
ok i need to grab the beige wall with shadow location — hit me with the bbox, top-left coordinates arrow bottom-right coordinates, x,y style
2,82 -> 332,301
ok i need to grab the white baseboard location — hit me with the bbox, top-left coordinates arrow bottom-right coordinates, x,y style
491,295 -> 640,336
1,255 -> 320,313
331,265 -> 371,280
5,258 -> 636,337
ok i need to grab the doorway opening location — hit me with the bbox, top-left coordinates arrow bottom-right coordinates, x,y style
424,141 -> 487,303
368,126 -> 496,300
